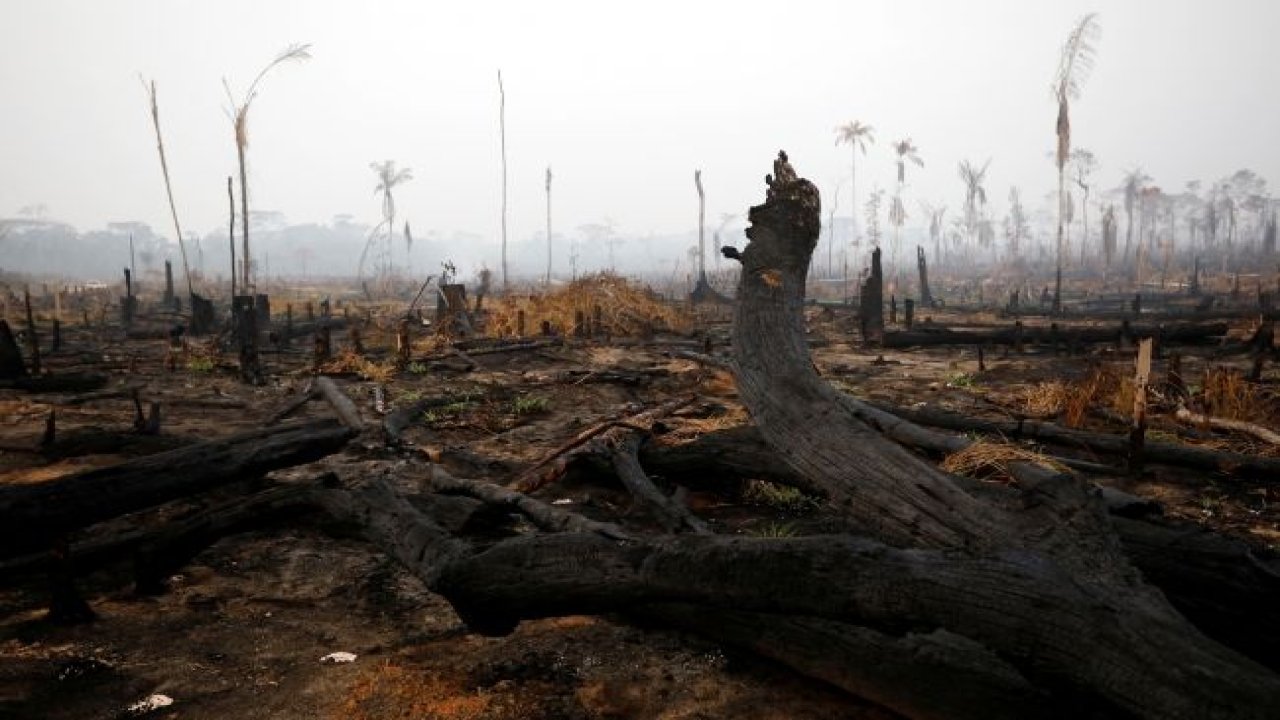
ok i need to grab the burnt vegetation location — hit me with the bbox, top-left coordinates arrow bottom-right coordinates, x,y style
4,16 -> 1280,720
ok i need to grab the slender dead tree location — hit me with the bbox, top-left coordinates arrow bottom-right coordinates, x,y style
142,79 -> 193,299
1052,13 -> 1100,314
695,169 -> 706,280
227,176 -> 236,300
498,69 -> 509,293
545,166 -> 553,288
1071,148 -> 1098,266
224,43 -> 311,294
835,121 -> 875,246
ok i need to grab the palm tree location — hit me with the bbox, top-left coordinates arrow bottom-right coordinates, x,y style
224,43 -> 311,294
1052,13 -> 1100,313
1070,148 -> 1098,266
958,159 -> 990,249
889,139 -> 923,291
371,160 -> 412,281
835,121 -> 875,246
1122,168 -> 1150,263
919,202 -> 946,265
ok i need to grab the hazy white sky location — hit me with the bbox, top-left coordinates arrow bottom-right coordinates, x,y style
2,0 -> 1278,246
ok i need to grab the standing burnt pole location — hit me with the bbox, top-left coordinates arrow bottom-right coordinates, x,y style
916,245 -> 933,307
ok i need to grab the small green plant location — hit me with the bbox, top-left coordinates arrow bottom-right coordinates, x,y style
742,480 -> 820,514
407,361 -> 428,375
187,356 -> 216,373
749,521 -> 798,538
420,395 -> 479,425
511,394 -> 550,416
946,372 -> 977,388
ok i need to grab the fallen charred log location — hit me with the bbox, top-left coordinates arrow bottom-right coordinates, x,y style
861,399 -> 1280,479
0,418 -> 355,559
880,320 -> 1229,348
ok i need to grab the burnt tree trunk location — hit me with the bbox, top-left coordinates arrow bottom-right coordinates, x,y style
0,320 -> 26,379
916,245 -> 932,307
0,419 -> 354,560
725,153 -> 1279,718
858,248 -> 884,344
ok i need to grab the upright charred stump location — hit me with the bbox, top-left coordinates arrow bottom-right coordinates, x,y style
728,151 -> 1280,719
858,248 -> 884,344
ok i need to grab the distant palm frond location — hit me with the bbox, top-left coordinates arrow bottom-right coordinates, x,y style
835,120 -> 875,153
225,43 -> 313,150
1053,14 -> 1100,103
1053,15 -> 1100,167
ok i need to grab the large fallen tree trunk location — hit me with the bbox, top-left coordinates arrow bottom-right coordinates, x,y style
641,422 -> 1280,668
0,418 -> 355,559
720,153 -> 1279,718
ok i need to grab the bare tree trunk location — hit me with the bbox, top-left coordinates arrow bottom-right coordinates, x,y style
723,152 -> 1280,719
228,176 -> 237,300
238,141 -> 251,292
498,69 -> 508,293
545,166 -> 552,288
695,169 -> 706,280
144,80 -> 194,299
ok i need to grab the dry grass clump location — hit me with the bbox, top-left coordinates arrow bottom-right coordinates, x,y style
485,272 -> 689,338
1200,367 -> 1272,422
941,440 -> 1068,483
1021,366 -> 1121,427
334,662 -> 512,720
317,350 -> 396,383
1022,381 -> 1072,418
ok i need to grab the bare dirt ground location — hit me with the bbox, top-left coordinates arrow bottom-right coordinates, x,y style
1,281 -> 1277,719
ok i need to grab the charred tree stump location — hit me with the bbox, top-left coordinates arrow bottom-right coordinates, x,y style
858,248 -> 884,344
163,260 -> 175,308
121,268 -> 136,327
436,284 -> 471,336
0,320 -> 26,379
916,246 -> 933,307
189,293 -> 215,336
255,294 -> 271,329
903,298 -> 914,330
314,324 -> 331,369
725,152 -> 1280,718
236,300 -> 262,385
